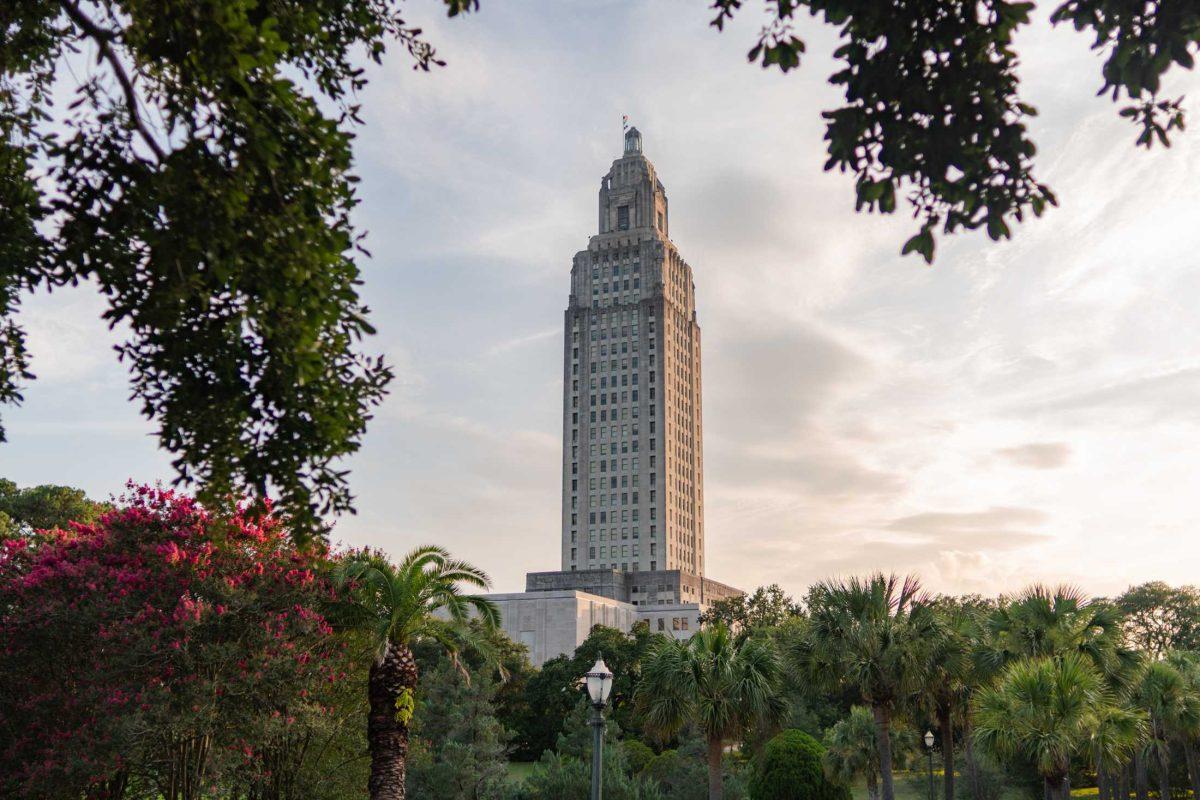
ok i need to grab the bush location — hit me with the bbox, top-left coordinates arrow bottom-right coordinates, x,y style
623,740 -> 656,775
642,741 -> 748,800
508,751 -> 664,800
749,729 -> 851,800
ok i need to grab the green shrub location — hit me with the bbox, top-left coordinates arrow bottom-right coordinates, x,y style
749,729 -> 851,800
623,740 -> 656,774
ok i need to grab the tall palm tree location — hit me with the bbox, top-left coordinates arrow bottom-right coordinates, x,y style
1132,658 -> 1200,800
973,653 -> 1144,800
823,706 -> 881,800
635,624 -> 783,800
918,600 -> 980,800
792,573 -> 938,800
332,546 -> 500,800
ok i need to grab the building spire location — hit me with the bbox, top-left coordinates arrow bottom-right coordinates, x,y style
623,124 -> 642,155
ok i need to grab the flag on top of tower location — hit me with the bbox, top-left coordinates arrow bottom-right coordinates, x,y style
622,114 -> 629,131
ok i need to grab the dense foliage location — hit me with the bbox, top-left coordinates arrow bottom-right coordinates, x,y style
6,479 -> 1200,800
0,0 -> 483,537
710,0 -> 1200,261
0,483 -> 360,800
748,729 -> 849,800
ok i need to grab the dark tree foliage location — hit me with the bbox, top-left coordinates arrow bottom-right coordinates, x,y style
710,0 -> 1200,261
748,729 -> 851,800
506,623 -> 656,761
1118,581 -> 1200,656
699,584 -> 801,634
0,0 -> 477,539
0,477 -> 104,535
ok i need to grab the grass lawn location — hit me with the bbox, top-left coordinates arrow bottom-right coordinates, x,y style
506,762 -> 537,784
850,775 -> 930,800
851,773 -> 1028,800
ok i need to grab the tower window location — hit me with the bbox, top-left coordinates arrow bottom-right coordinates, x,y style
617,205 -> 630,230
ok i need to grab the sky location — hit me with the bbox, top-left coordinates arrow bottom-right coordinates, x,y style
4,0 -> 1200,599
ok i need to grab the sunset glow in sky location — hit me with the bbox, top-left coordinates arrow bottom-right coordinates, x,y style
5,1 -> 1200,598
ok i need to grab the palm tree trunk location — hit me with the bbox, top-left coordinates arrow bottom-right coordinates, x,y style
1184,742 -> 1200,800
1155,743 -> 1171,800
867,772 -> 879,800
873,704 -> 897,800
938,704 -> 955,800
1135,750 -> 1150,800
367,641 -> 418,800
706,736 -> 724,800
963,722 -> 984,800
1044,774 -> 1070,800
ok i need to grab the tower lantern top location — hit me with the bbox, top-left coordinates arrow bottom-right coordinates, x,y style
623,126 -> 642,155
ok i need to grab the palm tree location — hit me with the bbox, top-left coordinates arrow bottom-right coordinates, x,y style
332,546 -> 500,800
1132,658 -> 1200,800
823,706 -> 881,800
979,585 -> 1135,681
792,573 -> 938,800
973,653 -> 1144,800
635,624 -> 783,800
1162,651 -> 1200,798
919,600 -> 980,800
1090,698 -> 1145,800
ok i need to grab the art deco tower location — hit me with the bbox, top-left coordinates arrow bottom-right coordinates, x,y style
561,127 -> 705,579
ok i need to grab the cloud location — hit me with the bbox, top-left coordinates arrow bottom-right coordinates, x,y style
885,506 -> 1050,550
995,442 -> 1071,469
1020,368 -> 1200,424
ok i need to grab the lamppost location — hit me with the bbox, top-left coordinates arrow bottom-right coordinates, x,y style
924,730 -> 936,800
584,655 -> 614,800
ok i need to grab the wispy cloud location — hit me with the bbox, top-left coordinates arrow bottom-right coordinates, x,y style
995,442 -> 1072,470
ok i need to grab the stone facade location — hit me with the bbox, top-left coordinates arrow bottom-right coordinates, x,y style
561,127 -> 704,577
486,589 -> 717,667
525,568 -> 742,607
486,590 -> 639,668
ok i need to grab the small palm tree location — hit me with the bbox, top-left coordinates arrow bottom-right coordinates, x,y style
332,546 -> 500,800
823,706 -> 881,800
635,624 -> 783,800
792,573 -> 938,800
973,653 -> 1145,800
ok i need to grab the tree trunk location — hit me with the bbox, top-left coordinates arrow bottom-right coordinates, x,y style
962,719 -> 985,800
1156,744 -> 1171,800
1184,742 -> 1200,800
867,771 -> 879,800
1135,750 -> 1150,800
938,704 -> 955,800
1044,774 -> 1070,800
873,704 -> 897,800
87,770 -> 129,800
706,736 -> 724,800
367,641 -> 418,800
